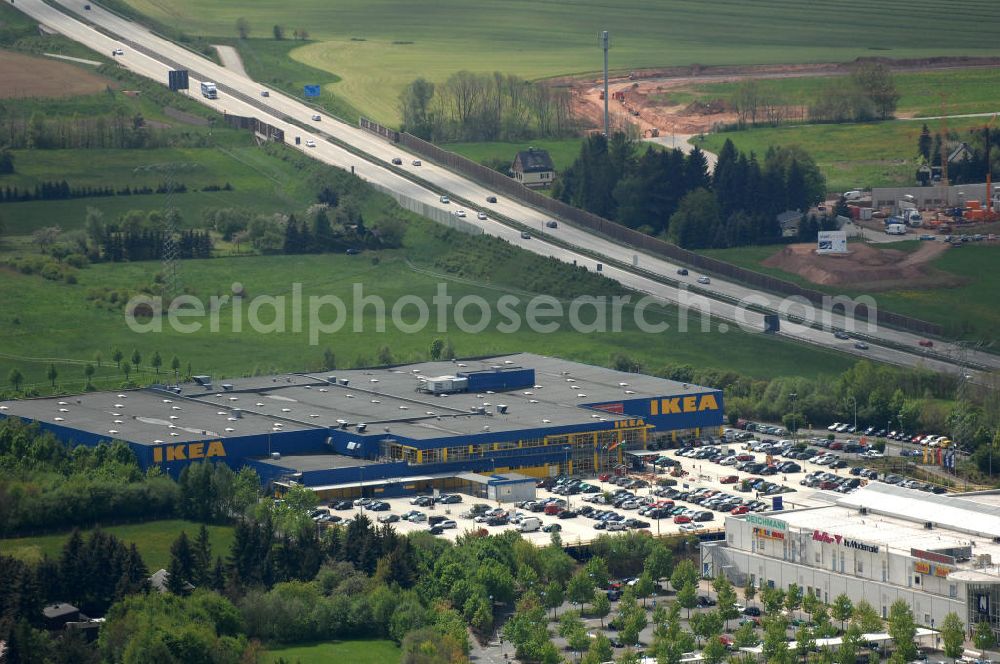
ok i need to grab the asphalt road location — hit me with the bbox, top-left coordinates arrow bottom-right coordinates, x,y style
17,0 -> 1000,381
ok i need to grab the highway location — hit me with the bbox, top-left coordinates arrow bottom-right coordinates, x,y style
17,0 -> 1000,379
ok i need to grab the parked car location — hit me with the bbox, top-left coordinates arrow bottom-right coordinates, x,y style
542,523 -> 562,533
377,514 -> 400,524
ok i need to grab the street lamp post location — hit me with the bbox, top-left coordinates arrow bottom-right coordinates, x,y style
358,465 -> 364,514
789,393 -> 798,440
848,395 -> 857,432
563,446 -> 573,508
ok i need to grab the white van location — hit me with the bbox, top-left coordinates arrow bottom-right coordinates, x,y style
519,517 -> 541,532
844,190 -> 863,201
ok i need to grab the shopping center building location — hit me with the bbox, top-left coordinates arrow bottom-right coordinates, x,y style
0,353 -> 724,499
702,483 -> 1000,637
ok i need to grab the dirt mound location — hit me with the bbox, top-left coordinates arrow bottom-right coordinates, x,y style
760,241 -> 963,290
680,99 -> 729,116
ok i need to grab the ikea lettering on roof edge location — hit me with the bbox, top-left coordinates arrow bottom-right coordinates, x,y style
0,353 -> 722,495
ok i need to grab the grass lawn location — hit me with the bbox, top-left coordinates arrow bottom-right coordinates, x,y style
117,0 -> 1000,125
263,639 -> 401,664
666,67 -> 1000,119
0,520 -> 235,570
698,115 -> 990,193
442,138 -> 586,174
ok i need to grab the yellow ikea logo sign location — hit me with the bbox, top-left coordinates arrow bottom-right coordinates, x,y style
649,394 -> 719,416
613,419 -> 645,429
152,441 -> 226,463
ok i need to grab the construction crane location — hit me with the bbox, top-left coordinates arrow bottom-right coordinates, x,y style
938,92 -> 949,186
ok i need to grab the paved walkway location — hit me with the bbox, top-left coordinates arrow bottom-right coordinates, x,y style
44,52 -> 102,66
213,44 -> 248,77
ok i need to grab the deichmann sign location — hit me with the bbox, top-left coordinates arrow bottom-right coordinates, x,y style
746,515 -> 787,531
811,530 -> 880,554
151,441 -> 226,463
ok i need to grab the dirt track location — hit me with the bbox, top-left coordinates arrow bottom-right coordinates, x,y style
759,241 -> 964,291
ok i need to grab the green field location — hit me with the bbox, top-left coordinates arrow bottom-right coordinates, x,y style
118,0 -> 1000,125
661,67 -> 1000,119
0,240 -> 858,394
0,145 -> 312,235
698,115 -> 990,193
0,520 -> 235,570
263,639 -> 401,664
699,243 -> 1000,342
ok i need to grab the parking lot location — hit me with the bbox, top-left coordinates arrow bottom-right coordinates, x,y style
308,428 -> 917,543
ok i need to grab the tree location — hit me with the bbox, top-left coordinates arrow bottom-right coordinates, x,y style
84,363 -> 95,388
170,355 -> 181,375
122,362 -> 132,381
400,78 -> 436,140
734,619 -> 759,648
918,124 -> 933,161
634,573 -> 655,607
670,559 -> 698,592
150,351 -> 162,375
667,188 -> 721,249
236,17 -> 250,39
785,583 -> 803,617
831,593 -> 853,631
8,367 -> 24,391
112,347 -> 123,368
801,590 -> 820,622
591,590 -> 611,627
131,349 -> 142,370
585,556 -> 610,591
852,61 -> 900,119
975,619 -> 995,652
377,345 -> 394,366
429,338 -> 445,361
838,623 -> 863,664
762,616 -> 791,664
887,599 -> 917,663
852,599 -> 882,633
644,542 -> 673,583
47,363 -> 58,388
762,586 -> 786,614
567,568 -> 595,607
941,612 -> 965,658
702,635 -> 727,664
543,580 -> 564,618
272,24 -> 284,40
676,581 -> 697,619
322,348 -> 336,370
714,574 -> 739,628
794,624 -> 815,664
744,577 -> 757,606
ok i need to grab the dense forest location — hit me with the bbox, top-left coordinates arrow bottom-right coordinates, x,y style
553,134 -> 826,249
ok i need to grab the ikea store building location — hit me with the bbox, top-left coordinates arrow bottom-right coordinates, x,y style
0,353 -> 723,499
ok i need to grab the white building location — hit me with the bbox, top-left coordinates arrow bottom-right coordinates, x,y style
702,483 -> 1000,637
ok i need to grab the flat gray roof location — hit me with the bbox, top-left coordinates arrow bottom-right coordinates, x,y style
0,353 -> 714,446
255,454 -> 378,471
0,389 -> 317,445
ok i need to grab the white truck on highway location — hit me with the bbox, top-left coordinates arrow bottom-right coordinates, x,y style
200,81 -> 218,99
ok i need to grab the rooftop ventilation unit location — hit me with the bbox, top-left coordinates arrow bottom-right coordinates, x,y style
222,383 -> 234,392
859,507 -> 869,515
327,376 -> 337,383
338,379 -> 350,386
231,409 -> 242,419
192,375 -> 212,388
271,452 -> 281,460
497,405 -> 508,414
357,424 -> 367,433
924,521 -> 933,529
346,442 -> 360,451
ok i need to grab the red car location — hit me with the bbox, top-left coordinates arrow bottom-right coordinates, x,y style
919,339 -> 934,348
736,454 -> 753,461
731,505 -> 749,515
720,475 -> 739,484
544,504 -> 563,516
598,473 -> 611,482
673,515 -> 692,524
719,635 -> 734,648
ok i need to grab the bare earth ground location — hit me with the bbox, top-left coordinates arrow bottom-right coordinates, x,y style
760,241 -> 964,291
0,50 -> 110,98
563,56 -> 1000,138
